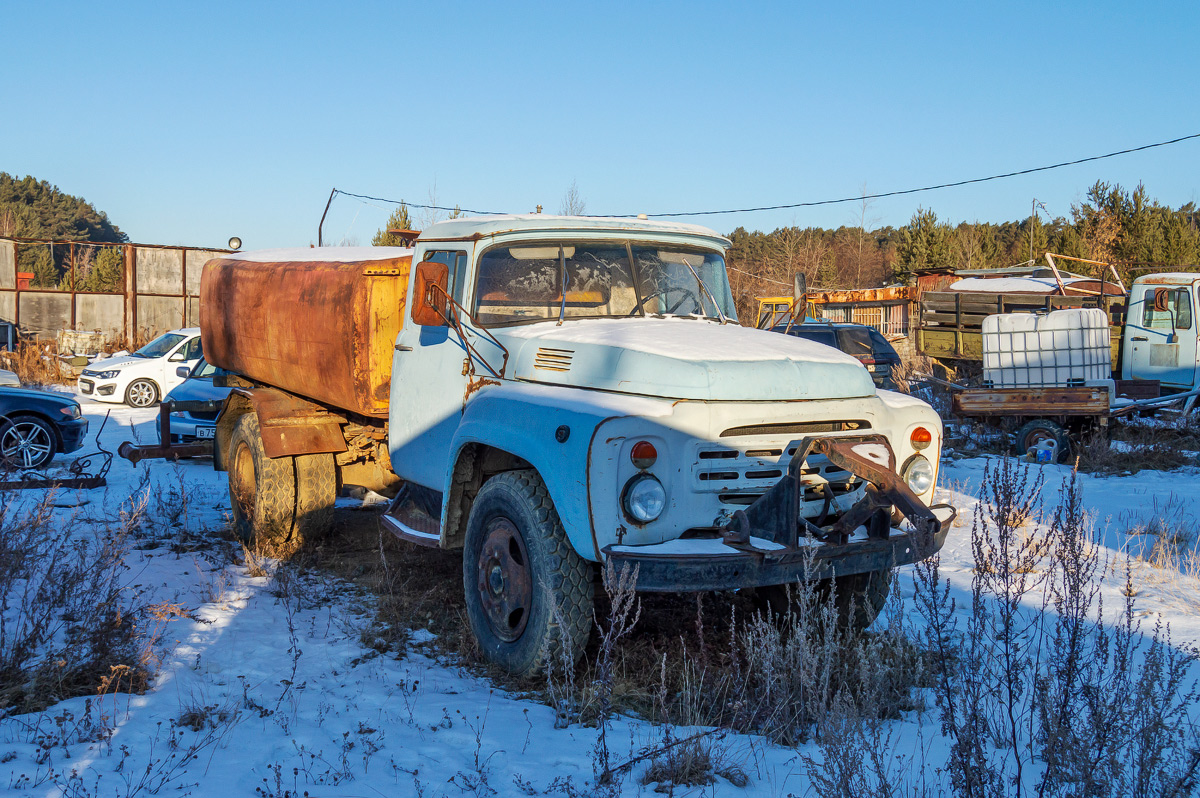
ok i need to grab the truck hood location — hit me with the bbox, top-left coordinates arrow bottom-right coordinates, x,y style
495,318 -> 875,401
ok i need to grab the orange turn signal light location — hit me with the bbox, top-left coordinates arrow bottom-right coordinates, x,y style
631,441 -> 658,469
911,427 -> 933,450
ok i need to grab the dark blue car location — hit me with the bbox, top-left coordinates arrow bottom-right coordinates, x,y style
0,386 -> 88,469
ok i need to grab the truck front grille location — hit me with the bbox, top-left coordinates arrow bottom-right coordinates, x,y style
693,433 -> 867,513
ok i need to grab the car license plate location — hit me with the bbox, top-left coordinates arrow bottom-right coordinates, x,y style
866,364 -> 876,372
195,426 -> 216,439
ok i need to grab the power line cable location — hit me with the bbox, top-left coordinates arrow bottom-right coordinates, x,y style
333,189 -> 500,216
633,132 -> 1200,217
330,131 -> 1200,221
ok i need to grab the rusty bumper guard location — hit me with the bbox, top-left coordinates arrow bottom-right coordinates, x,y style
604,435 -> 957,592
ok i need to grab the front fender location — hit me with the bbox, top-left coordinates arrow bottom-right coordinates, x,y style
444,383 -> 674,561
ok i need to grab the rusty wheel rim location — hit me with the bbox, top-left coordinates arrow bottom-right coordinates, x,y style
231,442 -> 256,519
1023,429 -> 1055,450
476,517 -> 532,642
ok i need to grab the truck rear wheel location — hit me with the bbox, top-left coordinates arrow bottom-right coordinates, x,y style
229,411 -> 297,549
758,568 -> 893,633
294,452 -> 337,542
462,469 -> 593,678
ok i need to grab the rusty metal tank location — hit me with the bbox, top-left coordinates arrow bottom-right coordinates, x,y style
200,247 -> 413,418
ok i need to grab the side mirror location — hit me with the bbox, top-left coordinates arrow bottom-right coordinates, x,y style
176,366 -> 192,378
792,273 -> 808,325
411,260 -> 450,326
168,352 -> 185,362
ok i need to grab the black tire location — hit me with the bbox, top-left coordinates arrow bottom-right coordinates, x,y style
463,469 -> 593,677
1014,419 -> 1071,463
0,415 -> 57,470
758,568 -> 893,633
125,379 -> 159,408
294,452 -> 337,543
228,412 -> 296,548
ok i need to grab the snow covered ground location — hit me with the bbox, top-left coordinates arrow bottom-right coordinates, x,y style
4,396 -> 1200,797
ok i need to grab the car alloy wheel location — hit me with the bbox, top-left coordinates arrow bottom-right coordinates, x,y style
0,417 -> 55,469
125,379 -> 158,408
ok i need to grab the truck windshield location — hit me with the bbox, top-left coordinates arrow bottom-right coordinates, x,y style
473,242 -> 737,326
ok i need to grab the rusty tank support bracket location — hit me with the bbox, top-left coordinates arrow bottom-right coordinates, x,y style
606,434 -> 956,593
118,400 -> 221,464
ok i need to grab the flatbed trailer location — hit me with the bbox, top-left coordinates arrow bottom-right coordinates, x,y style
949,382 -> 1200,463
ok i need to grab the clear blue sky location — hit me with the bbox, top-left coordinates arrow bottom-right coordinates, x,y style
4,1 -> 1198,250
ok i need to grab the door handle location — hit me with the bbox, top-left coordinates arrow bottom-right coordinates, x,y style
395,344 -> 413,351
1131,336 -> 1148,342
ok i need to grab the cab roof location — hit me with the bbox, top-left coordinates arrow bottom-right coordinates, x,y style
417,214 -> 731,248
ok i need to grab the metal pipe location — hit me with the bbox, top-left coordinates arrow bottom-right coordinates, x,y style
317,187 -> 337,247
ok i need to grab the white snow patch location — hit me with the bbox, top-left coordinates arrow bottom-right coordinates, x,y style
852,442 -> 891,466
227,246 -> 414,263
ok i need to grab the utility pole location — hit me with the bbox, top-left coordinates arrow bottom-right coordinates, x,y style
1029,198 -> 1036,265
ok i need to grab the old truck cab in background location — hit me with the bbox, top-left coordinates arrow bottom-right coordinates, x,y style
1122,273 -> 1200,391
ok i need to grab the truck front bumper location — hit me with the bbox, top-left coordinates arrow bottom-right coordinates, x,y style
604,434 -> 956,592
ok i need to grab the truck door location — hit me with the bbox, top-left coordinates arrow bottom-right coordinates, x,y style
389,248 -> 472,491
1125,283 -> 1199,390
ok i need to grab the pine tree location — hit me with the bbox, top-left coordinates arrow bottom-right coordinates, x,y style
77,247 -> 124,292
371,203 -> 413,246
896,208 -> 953,281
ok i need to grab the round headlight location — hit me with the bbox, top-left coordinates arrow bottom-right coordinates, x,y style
622,473 -> 666,523
902,455 -> 935,495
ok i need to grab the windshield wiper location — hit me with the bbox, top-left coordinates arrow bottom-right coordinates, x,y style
678,257 -> 729,325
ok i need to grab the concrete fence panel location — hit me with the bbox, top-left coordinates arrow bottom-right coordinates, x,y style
0,237 -> 231,347
135,247 -> 184,295
136,295 -> 186,335
0,241 -> 15,290
75,294 -> 124,338
19,292 -> 72,336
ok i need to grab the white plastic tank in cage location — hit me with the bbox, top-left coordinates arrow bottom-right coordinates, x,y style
982,308 -> 1112,389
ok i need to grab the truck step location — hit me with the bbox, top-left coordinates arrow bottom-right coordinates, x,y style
381,485 -> 442,548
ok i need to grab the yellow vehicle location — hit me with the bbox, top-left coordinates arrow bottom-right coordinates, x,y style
755,274 -> 810,329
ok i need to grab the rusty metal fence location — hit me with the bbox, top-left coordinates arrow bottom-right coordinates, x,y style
0,236 -> 231,345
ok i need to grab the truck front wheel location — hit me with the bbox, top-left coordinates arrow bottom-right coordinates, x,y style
463,469 -> 593,678
229,411 -> 297,550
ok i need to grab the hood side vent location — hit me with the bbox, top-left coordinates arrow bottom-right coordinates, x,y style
534,347 -> 574,372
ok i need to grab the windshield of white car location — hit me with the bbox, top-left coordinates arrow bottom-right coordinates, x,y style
472,243 -> 737,327
135,333 -> 186,358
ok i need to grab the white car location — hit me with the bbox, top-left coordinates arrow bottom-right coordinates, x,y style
78,327 -> 203,407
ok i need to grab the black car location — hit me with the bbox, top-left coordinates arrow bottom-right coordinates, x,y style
0,386 -> 89,469
772,320 -> 903,388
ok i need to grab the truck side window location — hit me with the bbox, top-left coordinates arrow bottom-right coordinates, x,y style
422,250 -> 469,303
1143,288 -> 1192,330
